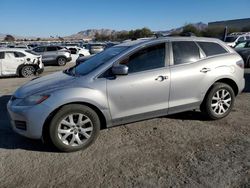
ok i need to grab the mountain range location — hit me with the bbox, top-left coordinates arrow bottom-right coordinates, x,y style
65,22 -> 208,39
0,22 -> 208,40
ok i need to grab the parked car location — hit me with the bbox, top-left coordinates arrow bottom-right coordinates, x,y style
87,43 -> 106,54
225,33 -> 250,47
235,49 -> 250,68
7,37 -> 245,152
234,40 -> 250,49
0,48 -> 43,77
64,46 -> 90,57
32,46 -> 72,66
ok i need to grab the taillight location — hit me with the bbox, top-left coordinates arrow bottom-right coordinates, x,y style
236,60 -> 244,69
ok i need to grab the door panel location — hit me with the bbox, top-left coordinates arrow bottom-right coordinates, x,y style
169,40 -> 210,113
107,68 -> 170,123
1,52 -> 21,75
169,61 -> 208,113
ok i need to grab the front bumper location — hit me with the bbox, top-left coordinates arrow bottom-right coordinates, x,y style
7,99 -> 51,139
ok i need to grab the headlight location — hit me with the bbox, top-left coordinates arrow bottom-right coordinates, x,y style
16,94 -> 50,106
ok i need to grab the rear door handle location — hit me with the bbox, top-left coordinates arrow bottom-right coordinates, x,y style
155,75 -> 168,81
200,67 -> 211,73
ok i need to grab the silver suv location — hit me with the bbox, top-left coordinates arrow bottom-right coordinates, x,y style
7,37 -> 245,152
32,46 -> 72,66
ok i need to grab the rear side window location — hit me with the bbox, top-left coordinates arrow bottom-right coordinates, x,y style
0,52 -> 4,59
33,47 -> 45,52
14,52 -> 26,57
172,41 -> 200,65
47,46 -> 58,51
197,42 -> 227,57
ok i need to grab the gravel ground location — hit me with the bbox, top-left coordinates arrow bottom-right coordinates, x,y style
0,61 -> 249,188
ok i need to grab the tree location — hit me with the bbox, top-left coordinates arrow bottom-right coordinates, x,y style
4,35 -> 15,42
241,26 -> 250,32
181,24 -> 201,36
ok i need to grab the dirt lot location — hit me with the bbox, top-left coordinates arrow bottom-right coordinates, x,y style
0,61 -> 249,188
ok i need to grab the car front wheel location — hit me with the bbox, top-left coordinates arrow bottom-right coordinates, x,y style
201,83 -> 235,120
49,104 -> 100,152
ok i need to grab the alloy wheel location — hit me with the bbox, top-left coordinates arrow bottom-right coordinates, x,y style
211,89 -> 232,115
57,113 -> 93,146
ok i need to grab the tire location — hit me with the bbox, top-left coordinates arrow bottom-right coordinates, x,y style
57,57 -> 67,66
49,104 -> 100,152
20,65 -> 36,77
201,83 -> 235,120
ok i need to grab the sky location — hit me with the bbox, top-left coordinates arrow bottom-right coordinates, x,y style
0,0 -> 250,37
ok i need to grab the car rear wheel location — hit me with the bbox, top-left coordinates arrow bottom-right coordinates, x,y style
57,57 -> 66,66
201,83 -> 235,120
49,104 -> 100,152
20,65 -> 36,77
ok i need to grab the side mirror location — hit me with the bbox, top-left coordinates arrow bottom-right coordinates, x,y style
112,65 -> 128,75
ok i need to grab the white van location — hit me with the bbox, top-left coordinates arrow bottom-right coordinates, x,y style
0,48 -> 44,77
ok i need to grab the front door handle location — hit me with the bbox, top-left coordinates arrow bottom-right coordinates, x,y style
200,67 -> 211,73
155,75 -> 168,81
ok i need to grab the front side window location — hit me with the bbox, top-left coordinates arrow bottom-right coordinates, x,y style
5,52 -> 15,60
197,42 -> 227,56
172,41 -> 200,65
120,43 -> 166,73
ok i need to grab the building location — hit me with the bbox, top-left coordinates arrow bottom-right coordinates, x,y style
208,18 -> 250,30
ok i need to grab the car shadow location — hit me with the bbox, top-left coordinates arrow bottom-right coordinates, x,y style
165,110 -> 209,121
0,95 -> 56,152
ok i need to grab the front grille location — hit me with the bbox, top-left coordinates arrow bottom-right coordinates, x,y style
15,121 -> 27,131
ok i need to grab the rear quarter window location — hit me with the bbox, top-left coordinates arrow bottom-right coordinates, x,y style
197,42 -> 227,57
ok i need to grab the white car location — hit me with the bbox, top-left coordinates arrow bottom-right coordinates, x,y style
225,33 -> 250,47
65,46 -> 90,57
0,48 -> 44,77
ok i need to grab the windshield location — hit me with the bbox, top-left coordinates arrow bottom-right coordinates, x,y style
225,36 -> 237,42
68,46 -> 128,76
235,42 -> 246,49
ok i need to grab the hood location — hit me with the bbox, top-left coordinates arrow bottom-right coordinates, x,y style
14,71 -> 76,98
235,48 -> 250,52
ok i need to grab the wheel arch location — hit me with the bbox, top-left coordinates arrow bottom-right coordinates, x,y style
42,101 -> 107,143
201,78 -> 239,108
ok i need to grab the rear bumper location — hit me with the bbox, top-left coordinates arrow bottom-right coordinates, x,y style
238,78 -> 245,94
